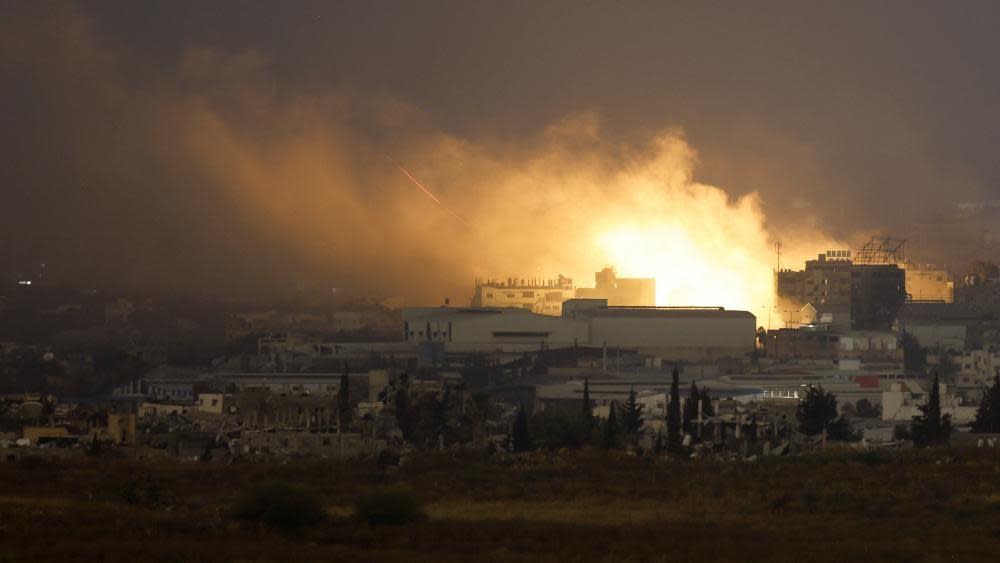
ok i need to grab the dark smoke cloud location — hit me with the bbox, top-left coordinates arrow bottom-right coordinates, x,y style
2,2 -> 998,305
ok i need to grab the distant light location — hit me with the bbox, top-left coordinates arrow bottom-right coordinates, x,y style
17,280 -> 32,286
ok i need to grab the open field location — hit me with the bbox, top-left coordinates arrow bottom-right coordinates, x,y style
2,448 -> 1000,562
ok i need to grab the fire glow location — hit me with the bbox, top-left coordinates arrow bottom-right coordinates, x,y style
423,123 -> 842,318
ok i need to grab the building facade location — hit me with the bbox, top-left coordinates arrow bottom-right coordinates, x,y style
404,299 -> 756,359
775,251 -> 906,330
903,265 -> 954,302
470,269 -> 656,316
576,268 -> 656,307
471,276 -> 576,315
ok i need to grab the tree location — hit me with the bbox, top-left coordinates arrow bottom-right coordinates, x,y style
602,401 -> 621,449
468,392 -> 496,446
826,416 -> 855,441
413,393 -> 449,449
394,385 -> 417,442
699,387 -> 715,417
682,382 -> 700,435
855,398 -> 880,419
796,385 -> 854,439
901,332 -> 927,373
912,373 -> 952,447
936,353 -> 960,379
666,366 -> 682,452
756,327 -> 768,354
529,409 -> 590,450
511,406 -> 532,452
653,431 -> 664,454
338,366 -> 352,431
698,387 -> 716,440
972,376 -> 1000,433
232,481 -> 325,530
622,387 -> 645,434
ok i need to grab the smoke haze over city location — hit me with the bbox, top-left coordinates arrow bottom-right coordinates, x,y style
4,1 -> 1000,307
11,4 -> 1000,560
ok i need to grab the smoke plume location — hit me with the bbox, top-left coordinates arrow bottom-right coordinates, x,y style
1,3 -> 842,313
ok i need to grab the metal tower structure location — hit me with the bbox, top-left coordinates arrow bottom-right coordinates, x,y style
854,235 -> 906,265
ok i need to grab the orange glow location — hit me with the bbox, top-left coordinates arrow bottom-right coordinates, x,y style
595,223 -> 772,312
450,124 -> 844,321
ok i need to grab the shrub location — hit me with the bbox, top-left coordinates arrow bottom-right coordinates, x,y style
799,489 -> 820,512
850,449 -> 892,467
232,481 -> 325,530
355,487 -> 426,526
119,473 -> 176,508
529,409 -> 590,450
16,455 -> 48,470
893,424 -> 913,441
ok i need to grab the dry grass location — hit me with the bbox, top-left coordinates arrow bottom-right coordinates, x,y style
1,448 -> 1000,561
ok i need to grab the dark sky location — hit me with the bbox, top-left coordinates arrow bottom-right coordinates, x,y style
3,1 -> 1000,301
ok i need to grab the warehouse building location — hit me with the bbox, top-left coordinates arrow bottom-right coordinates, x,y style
403,299 -> 755,359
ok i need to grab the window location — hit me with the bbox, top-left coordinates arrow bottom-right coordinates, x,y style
522,291 -> 534,298
492,331 -> 550,338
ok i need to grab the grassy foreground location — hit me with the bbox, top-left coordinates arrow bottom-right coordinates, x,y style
2,448 -> 1000,561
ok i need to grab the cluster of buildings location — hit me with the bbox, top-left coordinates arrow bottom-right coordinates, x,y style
1,372 -> 409,461
9,235 -> 1000,461
766,237 -> 1000,437
471,268 -> 656,316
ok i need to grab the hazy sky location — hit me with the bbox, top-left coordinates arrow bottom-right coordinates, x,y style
3,1 -> 999,301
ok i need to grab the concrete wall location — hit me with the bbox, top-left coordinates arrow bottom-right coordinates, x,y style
404,305 -> 756,358
405,308 -> 588,350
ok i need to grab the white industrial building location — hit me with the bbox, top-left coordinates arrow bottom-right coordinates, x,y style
403,299 -> 756,359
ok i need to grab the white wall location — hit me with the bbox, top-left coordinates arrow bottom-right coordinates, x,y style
588,316 -> 755,353
407,309 -> 588,350
404,307 -> 755,357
